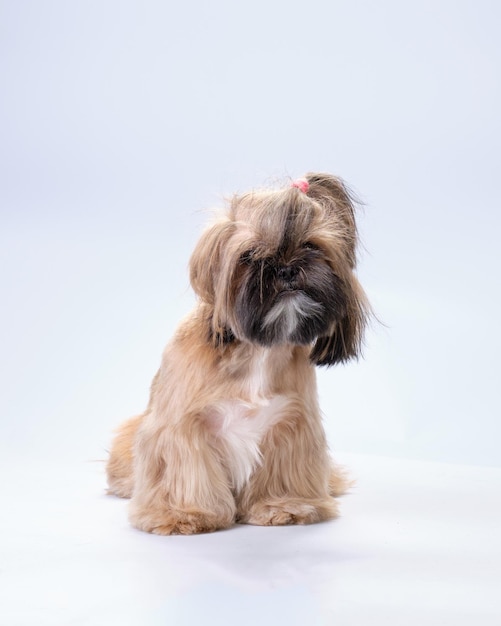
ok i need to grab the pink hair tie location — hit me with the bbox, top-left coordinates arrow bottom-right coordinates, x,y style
291,178 -> 309,193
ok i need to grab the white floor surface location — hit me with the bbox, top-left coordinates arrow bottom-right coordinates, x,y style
1,452 -> 500,626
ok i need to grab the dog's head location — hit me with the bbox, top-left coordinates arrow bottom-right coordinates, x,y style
190,173 -> 370,366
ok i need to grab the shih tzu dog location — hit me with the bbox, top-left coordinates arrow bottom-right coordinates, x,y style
106,173 -> 370,535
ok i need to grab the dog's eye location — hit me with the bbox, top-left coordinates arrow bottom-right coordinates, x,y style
303,241 -> 320,251
239,250 -> 255,265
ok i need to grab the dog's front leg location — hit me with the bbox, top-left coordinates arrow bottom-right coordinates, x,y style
236,409 -> 339,526
129,414 -> 236,535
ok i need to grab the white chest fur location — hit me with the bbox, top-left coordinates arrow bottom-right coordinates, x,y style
206,348 -> 291,492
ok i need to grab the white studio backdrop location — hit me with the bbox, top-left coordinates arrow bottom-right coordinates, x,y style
1,0 -> 500,468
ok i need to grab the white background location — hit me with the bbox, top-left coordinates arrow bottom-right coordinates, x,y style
1,2 -> 500,625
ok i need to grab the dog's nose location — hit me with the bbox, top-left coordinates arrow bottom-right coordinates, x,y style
278,265 -> 299,282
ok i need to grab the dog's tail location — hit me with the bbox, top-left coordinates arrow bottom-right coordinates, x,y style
328,463 -> 354,497
106,414 -> 144,498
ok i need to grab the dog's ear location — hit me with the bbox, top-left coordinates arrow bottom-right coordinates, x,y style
310,277 -> 369,366
305,172 -> 369,364
189,217 -> 234,305
305,172 -> 359,267
190,216 -> 236,346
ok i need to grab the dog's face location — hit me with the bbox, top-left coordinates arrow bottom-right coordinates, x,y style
190,173 -> 369,366
232,202 -> 350,348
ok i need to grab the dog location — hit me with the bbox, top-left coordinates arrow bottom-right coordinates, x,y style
106,173 -> 370,535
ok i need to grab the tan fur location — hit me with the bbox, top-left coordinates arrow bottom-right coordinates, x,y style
106,173 -> 368,534
106,414 -> 142,498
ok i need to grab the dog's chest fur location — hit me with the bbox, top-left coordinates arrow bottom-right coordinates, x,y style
205,347 -> 292,492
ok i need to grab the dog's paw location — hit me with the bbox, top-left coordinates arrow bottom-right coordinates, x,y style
129,507 -> 234,535
238,497 -> 339,526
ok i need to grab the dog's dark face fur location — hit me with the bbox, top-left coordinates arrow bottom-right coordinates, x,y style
233,226 -> 349,348
190,173 -> 369,366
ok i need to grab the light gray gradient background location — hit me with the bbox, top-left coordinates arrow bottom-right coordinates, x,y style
1,0 -> 500,469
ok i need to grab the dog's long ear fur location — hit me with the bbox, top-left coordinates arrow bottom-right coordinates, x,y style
189,216 -> 236,345
305,173 -> 370,366
305,172 -> 359,268
310,276 -> 369,366
189,217 -> 234,305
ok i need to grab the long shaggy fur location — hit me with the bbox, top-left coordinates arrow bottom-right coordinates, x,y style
106,172 -> 369,534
